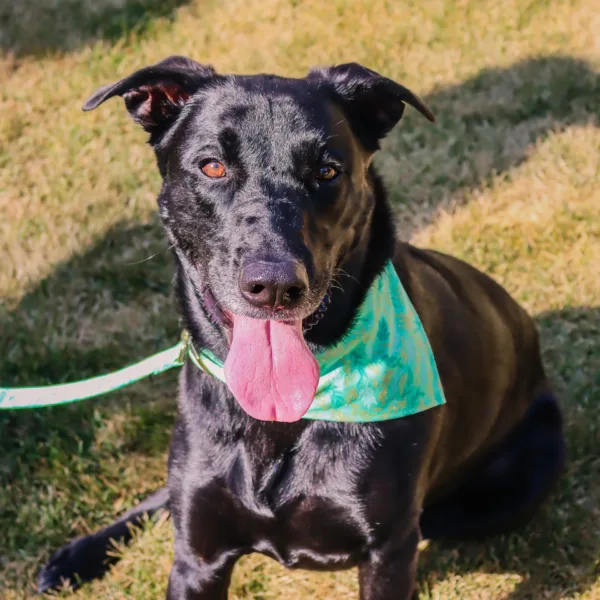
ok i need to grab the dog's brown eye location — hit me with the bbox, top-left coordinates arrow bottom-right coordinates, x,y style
201,161 -> 226,178
316,165 -> 339,181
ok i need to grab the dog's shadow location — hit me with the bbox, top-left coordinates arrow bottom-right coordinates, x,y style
1,55 -> 598,598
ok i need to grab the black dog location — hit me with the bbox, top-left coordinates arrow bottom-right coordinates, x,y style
38,57 -> 566,599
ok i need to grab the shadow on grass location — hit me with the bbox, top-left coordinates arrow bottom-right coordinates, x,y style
0,218 -> 179,558
380,55 -> 599,233
0,54 -> 598,596
0,0 -> 191,58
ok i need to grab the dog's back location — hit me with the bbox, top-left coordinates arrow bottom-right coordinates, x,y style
396,243 -> 564,536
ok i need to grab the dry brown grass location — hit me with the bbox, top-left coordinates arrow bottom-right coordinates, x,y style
1,0 -> 599,598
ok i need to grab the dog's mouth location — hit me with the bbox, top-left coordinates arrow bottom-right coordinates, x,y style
201,285 -> 332,336
199,282 -> 332,423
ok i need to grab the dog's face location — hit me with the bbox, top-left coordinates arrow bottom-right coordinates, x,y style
85,57 -> 434,421
159,77 -> 372,328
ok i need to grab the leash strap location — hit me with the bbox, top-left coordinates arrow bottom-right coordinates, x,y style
0,334 -> 190,410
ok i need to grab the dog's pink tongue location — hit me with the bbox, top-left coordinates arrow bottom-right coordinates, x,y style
224,316 -> 319,422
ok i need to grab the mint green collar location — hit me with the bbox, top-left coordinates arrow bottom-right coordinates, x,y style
189,260 -> 446,422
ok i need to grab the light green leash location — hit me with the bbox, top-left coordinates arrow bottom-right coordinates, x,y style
0,331 -> 192,410
0,261 -> 446,420
0,330 -> 227,410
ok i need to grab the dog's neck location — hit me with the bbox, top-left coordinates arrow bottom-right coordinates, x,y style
305,168 -> 396,349
173,166 -> 396,361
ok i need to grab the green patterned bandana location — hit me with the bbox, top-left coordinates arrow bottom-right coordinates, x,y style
189,260 -> 446,422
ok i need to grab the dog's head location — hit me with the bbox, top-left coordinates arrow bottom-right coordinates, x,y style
85,56 -> 434,422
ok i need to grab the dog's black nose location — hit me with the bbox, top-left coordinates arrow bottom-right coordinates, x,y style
240,260 -> 308,310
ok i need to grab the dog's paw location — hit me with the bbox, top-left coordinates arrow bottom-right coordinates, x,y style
37,535 -> 112,593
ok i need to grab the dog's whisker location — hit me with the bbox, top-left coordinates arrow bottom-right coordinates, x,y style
125,243 -> 176,266
335,268 -> 360,285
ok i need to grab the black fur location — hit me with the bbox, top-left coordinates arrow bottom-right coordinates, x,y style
38,58 -> 566,599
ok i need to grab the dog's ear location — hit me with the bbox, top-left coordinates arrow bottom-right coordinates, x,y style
308,62 -> 434,150
83,56 -> 217,134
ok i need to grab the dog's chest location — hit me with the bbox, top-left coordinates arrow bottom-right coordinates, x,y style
259,491 -> 369,569
185,435 -> 373,569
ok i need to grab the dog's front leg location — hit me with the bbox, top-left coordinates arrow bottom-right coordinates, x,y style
358,526 -> 421,600
166,551 -> 239,600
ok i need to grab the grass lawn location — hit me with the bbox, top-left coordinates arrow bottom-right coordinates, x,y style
1,0 -> 599,598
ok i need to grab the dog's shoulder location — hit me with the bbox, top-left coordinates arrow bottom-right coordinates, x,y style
394,242 -> 529,318
392,242 -> 539,365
